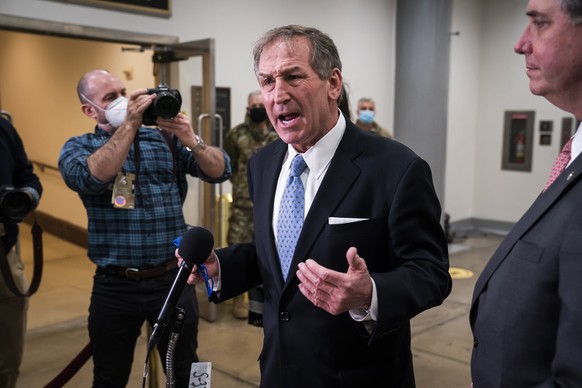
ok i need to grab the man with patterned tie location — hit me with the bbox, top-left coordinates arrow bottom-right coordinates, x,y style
470,1 -> 582,386
178,25 -> 451,387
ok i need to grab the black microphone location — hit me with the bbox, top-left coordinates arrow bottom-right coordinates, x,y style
177,226 -> 215,267
147,227 -> 214,353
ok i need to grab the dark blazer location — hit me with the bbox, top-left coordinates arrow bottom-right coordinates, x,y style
215,120 -> 451,388
470,152 -> 582,387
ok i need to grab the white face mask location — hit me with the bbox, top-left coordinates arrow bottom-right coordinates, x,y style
83,94 -> 128,129
103,96 -> 128,128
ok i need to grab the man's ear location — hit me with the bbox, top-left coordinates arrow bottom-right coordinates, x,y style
81,104 -> 97,119
328,68 -> 343,101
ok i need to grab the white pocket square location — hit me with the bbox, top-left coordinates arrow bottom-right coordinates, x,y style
328,217 -> 369,225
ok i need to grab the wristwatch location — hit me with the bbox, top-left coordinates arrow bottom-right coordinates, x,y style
187,134 -> 206,153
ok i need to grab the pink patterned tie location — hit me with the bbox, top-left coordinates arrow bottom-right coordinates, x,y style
543,137 -> 573,191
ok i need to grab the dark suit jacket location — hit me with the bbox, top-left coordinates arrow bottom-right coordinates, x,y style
215,121 -> 451,388
470,153 -> 582,387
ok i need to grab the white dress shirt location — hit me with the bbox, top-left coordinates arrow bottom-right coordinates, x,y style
272,112 -> 378,323
567,122 -> 582,168
213,111 -> 378,323
272,112 -> 346,236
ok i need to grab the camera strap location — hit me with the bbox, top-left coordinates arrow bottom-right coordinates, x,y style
0,214 -> 43,297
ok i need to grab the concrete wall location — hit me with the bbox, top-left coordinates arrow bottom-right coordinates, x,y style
1,0 -> 576,232
0,0 -> 396,230
445,0 -> 573,227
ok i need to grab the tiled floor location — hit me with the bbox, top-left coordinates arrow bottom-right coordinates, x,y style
14,228 -> 503,387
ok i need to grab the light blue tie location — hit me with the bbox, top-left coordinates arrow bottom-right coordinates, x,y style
277,155 -> 307,281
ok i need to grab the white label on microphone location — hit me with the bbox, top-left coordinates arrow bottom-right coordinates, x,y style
189,362 -> 212,387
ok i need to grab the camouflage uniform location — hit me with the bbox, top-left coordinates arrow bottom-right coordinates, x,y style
224,116 -> 279,245
355,119 -> 393,139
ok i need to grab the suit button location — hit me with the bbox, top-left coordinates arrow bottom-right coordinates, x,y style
279,311 -> 290,322
473,337 -> 478,347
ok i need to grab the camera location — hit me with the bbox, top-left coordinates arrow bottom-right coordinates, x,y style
0,185 -> 33,222
142,83 -> 182,126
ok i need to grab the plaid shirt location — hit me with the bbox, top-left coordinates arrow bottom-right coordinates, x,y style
58,125 -> 230,268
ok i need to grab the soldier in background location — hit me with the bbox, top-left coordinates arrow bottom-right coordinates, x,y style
355,97 -> 393,139
224,91 -> 279,322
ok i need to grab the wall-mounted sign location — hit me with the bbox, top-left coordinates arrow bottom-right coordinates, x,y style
539,133 -> 551,146
539,120 -> 553,133
59,0 -> 171,18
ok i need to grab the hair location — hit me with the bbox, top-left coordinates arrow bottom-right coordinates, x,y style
77,78 -> 90,103
253,25 -> 342,81
561,0 -> 582,24
338,83 -> 351,121
247,90 -> 262,104
357,97 -> 375,106
77,69 -> 110,103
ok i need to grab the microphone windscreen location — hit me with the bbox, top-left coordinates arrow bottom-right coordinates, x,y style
177,227 -> 214,266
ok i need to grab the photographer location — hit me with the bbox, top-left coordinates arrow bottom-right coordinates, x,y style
0,116 -> 42,388
58,69 -> 230,387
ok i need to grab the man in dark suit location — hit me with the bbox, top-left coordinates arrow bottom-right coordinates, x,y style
470,1 -> 582,386
181,25 -> 451,387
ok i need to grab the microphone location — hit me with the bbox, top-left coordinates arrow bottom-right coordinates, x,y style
147,227 -> 214,353
177,226 -> 215,267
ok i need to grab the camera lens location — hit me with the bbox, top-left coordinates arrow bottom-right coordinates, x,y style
142,84 -> 182,125
0,189 -> 32,221
154,92 -> 181,119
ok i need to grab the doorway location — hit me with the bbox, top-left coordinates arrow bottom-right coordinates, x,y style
0,13 -> 219,243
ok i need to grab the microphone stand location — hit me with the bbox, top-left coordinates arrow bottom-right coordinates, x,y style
144,260 -> 193,388
147,261 -> 193,354
142,307 -> 187,388
165,307 -> 186,388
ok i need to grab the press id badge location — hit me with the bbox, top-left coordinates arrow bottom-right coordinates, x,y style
112,172 -> 135,209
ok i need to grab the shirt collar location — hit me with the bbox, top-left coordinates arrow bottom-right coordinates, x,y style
283,110 -> 346,180
570,121 -> 582,163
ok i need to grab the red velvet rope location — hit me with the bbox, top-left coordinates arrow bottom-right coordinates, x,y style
43,342 -> 92,388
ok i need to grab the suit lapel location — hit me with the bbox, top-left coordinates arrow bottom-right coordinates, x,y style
472,154 -> 582,305
254,141 -> 288,290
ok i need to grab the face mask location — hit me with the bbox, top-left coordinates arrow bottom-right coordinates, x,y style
249,107 -> 268,123
83,94 -> 128,129
358,109 -> 375,124
103,96 -> 128,128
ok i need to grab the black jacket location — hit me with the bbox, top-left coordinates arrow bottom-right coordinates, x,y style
215,121 -> 451,387
0,117 -> 42,253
